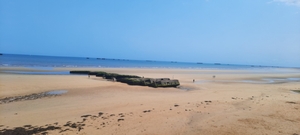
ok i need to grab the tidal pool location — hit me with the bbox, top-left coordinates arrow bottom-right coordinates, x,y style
45,90 -> 68,95
291,90 -> 300,94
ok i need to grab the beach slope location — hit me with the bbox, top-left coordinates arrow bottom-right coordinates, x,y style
0,67 -> 300,135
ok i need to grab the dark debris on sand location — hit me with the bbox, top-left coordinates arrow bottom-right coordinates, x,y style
0,125 -> 61,135
1,102 -> 219,134
0,92 -> 62,104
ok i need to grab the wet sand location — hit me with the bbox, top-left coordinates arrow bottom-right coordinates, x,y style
0,67 -> 300,135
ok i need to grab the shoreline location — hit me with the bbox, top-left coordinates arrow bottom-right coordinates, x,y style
1,66 -> 300,98
0,67 -> 300,134
2,54 -> 299,69
1,66 -> 300,76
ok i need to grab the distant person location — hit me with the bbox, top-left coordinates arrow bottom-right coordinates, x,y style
193,79 -> 195,83
88,73 -> 90,78
213,75 -> 215,78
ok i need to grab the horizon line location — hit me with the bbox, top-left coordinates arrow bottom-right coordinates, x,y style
1,52 -> 297,68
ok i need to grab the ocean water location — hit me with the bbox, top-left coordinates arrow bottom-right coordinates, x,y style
1,54 -> 300,84
0,53 -> 282,69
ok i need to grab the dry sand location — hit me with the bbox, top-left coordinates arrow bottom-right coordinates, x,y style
0,67 -> 300,135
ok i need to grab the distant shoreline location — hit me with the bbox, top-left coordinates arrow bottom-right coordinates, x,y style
1,53 -> 297,69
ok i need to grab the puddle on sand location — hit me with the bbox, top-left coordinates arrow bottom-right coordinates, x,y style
291,90 -> 300,94
194,77 -> 300,84
287,78 -> 300,81
178,86 -> 191,91
236,78 -> 300,84
45,90 -> 68,95
177,86 -> 198,91
195,80 -> 210,84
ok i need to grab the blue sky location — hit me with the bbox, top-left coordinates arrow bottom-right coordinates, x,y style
1,0 -> 300,67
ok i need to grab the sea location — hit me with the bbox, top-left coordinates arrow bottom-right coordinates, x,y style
0,53 -> 273,69
1,54 -> 300,83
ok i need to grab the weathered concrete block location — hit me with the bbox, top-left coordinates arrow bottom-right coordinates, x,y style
70,70 -> 180,88
69,71 -> 90,74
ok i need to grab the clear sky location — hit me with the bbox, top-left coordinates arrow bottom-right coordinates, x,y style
1,0 -> 300,67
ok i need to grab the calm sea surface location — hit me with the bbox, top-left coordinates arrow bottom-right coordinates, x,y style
0,54 -> 285,69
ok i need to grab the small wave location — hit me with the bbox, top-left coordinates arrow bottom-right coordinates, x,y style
1,64 -> 10,66
30,67 -> 53,70
1,71 -> 70,75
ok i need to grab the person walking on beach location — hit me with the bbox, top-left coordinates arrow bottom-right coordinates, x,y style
193,79 -> 195,83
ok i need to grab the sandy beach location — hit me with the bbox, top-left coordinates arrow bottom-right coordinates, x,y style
0,67 -> 300,135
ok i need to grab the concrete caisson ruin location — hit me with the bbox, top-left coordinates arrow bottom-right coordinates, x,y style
70,71 -> 180,88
